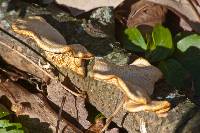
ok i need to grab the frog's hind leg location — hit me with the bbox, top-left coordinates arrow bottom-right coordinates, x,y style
123,99 -> 171,117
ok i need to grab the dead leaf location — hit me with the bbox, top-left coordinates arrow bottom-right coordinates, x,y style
86,118 -> 105,133
127,0 -> 167,27
146,0 -> 200,33
105,128 -> 119,133
55,0 -> 125,16
179,18 -> 193,31
147,0 -> 200,22
196,0 -> 200,6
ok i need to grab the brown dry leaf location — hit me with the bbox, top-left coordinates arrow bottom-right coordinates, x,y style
146,0 -> 200,24
86,118 -> 119,133
86,118 -> 105,133
12,16 -> 93,76
89,58 -> 170,115
179,18 -> 193,31
105,128 -> 119,133
127,0 -> 167,27
196,0 -> 200,6
146,0 -> 200,33
55,0 -> 125,16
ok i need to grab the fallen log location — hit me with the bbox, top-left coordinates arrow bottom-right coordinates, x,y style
0,2 -> 199,132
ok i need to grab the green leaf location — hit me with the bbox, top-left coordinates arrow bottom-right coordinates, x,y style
176,34 -> 200,79
0,120 -> 23,132
0,0 -> 5,4
8,123 -> 22,129
158,59 -> 188,88
175,35 -> 200,95
0,106 -> 24,133
94,113 -> 105,121
0,104 -> 10,118
0,129 -> 7,133
7,130 -> 24,133
194,77 -> 200,96
147,25 -> 174,62
123,27 -> 147,52
0,120 -> 10,128
177,34 -> 200,52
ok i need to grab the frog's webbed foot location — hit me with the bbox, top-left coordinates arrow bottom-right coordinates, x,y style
124,98 -> 171,117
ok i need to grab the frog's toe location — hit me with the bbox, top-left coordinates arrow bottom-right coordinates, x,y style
147,100 -> 171,112
123,99 -> 170,117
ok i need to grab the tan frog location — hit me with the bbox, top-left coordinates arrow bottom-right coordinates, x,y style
12,16 -> 93,76
89,58 -> 170,132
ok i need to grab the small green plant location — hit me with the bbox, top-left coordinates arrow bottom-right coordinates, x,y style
123,24 -> 174,62
0,0 -> 6,4
123,25 -> 200,95
0,104 -> 24,133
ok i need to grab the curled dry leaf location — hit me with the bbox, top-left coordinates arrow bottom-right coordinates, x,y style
86,118 -> 105,133
146,0 -> 200,22
127,0 -> 167,28
12,16 -> 93,76
55,0 -> 125,16
89,58 -> 170,116
146,0 -> 200,33
196,0 -> 200,6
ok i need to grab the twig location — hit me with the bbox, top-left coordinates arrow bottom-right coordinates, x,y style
100,96 -> 125,133
139,118 -> 147,133
61,84 -> 86,98
56,96 -> 66,133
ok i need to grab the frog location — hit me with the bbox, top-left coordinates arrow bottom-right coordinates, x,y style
12,16 -> 93,77
89,58 -> 170,115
